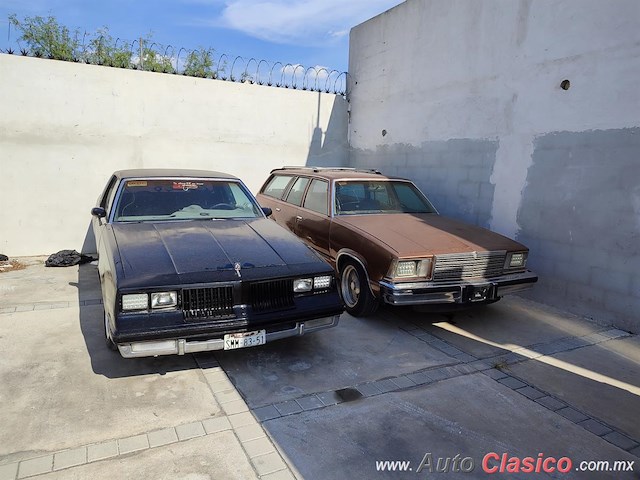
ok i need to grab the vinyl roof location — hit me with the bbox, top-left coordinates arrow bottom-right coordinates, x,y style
114,169 -> 238,180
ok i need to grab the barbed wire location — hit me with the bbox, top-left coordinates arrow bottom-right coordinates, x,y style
0,22 -> 350,96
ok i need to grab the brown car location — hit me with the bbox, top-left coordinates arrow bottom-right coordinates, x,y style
257,167 -> 537,317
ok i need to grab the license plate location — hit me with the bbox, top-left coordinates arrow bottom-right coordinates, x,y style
223,330 -> 266,350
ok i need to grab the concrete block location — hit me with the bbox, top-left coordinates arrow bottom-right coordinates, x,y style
0,463 -> 18,480
202,416 -> 232,434
252,452 -> 287,477
207,378 -> 236,394
221,399 -> 249,415
602,432 -> 638,451
467,167 -> 490,183
87,441 -> 118,462
53,447 -> 87,470
252,405 -> 281,422
457,181 -> 480,200
497,376 -> 527,390
577,419 -> 612,436
405,371 -> 435,385
17,456 -> 52,478
235,423 -> 266,443
317,391 -> 342,406
147,427 -> 179,448
295,395 -> 325,410
372,378 -> 398,393
243,437 -> 276,459
215,389 -> 243,404
556,407 -> 589,423
228,412 -> 258,429
176,421 -> 206,441
590,267 -> 631,294
482,368 -> 509,380
118,434 -> 149,454
260,470 -> 296,480
274,400 -> 303,416
515,386 -> 546,400
390,375 -> 416,389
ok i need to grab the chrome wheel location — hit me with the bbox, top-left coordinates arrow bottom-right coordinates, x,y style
341,264 -> 361,308
104,311 -> 118,351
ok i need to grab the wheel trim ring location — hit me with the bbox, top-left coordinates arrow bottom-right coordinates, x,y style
341,265 -> 360,308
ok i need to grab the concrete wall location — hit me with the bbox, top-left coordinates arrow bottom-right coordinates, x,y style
348,0 -> 640,332
0,54 -> 347,256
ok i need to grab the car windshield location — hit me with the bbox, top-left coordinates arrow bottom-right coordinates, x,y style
113,178 -> 263,222
335,180 -> 437,215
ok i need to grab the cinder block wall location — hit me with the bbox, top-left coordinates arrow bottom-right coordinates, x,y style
348,0 -> 640,332
0,55 -> 348,256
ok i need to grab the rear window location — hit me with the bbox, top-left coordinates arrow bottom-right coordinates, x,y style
262,175 -> 295,199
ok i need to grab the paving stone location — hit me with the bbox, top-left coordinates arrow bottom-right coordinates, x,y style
147,427 -> 179,448
426,368 -> 450,382
0,307 -> 17,314
216,389 -> 243,404
602,432 -> 639,451
253,405 -> 281,422
208,379 -> 236,394
577,419 -> 613,437
202,368 -> 228,383
317,391 -> 342,406
497,376 -> 527,390
221,399 -> 249,415
17,456 -> 52,478
235,423 -> 266,442
533,342 -> 566,355
600,329 -> 630,339
261,469 -> 296,480
535,396 -> 567,411
467,360 -> 492,371
0,463 -> 18,480
118,434 -> 149,454
414,332 -> 438,342
373,379 -> 398,393
453,353 -> 478,363
629,445 -> 640,458
34,302 -> 69,310
390,376 -> 416,389
274,400 -> 303,416
83,299 -> 103,306
228,412 -> 257,429
482,368 -> 509,380
453,364 -> 478,375
252,452 -> 287,477
176,421 -> 206,441
53,447 -> 87,470
202,416 -> 232,434
87,441 -> 118,462
243,437 -> 276,458
15,305 -> 35,312
355,382 -> 382,397
296,395 -> 325,410
556,407 -> 589,423
562,337 -> 591,349
582,333 -> 609,344
515,386 -> 546,400
405,371 -> 434,385
438,345 -> 464,356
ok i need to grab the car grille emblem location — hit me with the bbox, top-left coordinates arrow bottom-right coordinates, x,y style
234,262 -> 242,278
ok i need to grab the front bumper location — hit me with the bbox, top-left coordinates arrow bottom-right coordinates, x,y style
117,314 -> 340,358
379,270 -> 538,306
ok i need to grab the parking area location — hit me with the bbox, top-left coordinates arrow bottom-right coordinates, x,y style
0,259 -> 639,479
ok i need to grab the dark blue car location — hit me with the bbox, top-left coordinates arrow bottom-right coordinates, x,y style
91,169 -> 343,358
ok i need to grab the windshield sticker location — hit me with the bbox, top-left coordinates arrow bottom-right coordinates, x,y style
127,181 -> 148,187
172,181 -> 203,191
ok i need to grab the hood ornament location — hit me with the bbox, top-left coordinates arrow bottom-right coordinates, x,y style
234,262 -> 242,278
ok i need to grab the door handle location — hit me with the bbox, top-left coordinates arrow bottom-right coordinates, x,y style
275,207 -> 281,212
295,215 -> 303,221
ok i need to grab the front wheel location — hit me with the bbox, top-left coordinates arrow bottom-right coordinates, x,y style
104,311 -> 118,351
339,261 -> 379,317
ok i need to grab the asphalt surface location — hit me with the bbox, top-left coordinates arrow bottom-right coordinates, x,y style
0,259 -> 638,479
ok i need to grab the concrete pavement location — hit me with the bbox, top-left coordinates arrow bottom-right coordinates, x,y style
0,259 -> 638,479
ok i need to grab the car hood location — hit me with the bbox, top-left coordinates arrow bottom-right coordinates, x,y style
335,213 -> 527,256
111,218 -> 326,287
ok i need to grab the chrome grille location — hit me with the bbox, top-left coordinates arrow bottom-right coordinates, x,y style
182,286 -> 234,319
250,279 -> 294,312
432,251 -> 506,282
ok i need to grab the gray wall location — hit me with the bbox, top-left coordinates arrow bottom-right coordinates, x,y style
0,54 -> 348,256
348,0 -> 640,332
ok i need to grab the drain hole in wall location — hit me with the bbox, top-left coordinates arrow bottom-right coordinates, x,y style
560,79 -> 570,90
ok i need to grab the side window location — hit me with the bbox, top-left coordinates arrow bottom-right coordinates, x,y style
302,179 -> 329,215
285,177 -> 310,206
100,175 -> 119,213
262,175 -> 295,199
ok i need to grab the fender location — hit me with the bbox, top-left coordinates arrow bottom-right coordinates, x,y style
335,249 -> 379,298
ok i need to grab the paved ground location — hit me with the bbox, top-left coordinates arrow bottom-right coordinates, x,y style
0,259 -> 639,479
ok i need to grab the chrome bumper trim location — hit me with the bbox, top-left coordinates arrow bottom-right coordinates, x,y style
379,271 -> 537,306
117,315 -> 340,358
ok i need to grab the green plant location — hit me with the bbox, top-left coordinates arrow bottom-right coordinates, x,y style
9,14 -> 79,61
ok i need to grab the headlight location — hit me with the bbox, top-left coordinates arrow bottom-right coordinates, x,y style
313,275 -> 332,289
293,278 -> 313,292
392,259 -> 432,279
506,252 -> 527,269
122,293 -> 148,311
151,291 -> 178,309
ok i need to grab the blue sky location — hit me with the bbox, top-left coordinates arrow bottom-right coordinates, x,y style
0,0 -> 403,73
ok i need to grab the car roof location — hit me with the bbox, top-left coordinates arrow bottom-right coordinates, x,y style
114,169 -> 239,180
269,167 -> 410,182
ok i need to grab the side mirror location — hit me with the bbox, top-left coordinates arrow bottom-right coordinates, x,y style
261,207 -> 273,217
91,207 -> 107,218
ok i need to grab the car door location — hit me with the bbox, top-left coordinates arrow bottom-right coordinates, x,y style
257,174 -> 296,225
294,179 -> 332,261
279,176 -> 311,232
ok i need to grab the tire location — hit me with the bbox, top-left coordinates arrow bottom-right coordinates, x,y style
103,310 -> 118,351
339,260 -> 379,317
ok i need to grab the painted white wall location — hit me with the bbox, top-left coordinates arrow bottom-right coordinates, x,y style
349,0 -> 640,238
0,55 -> 347,256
